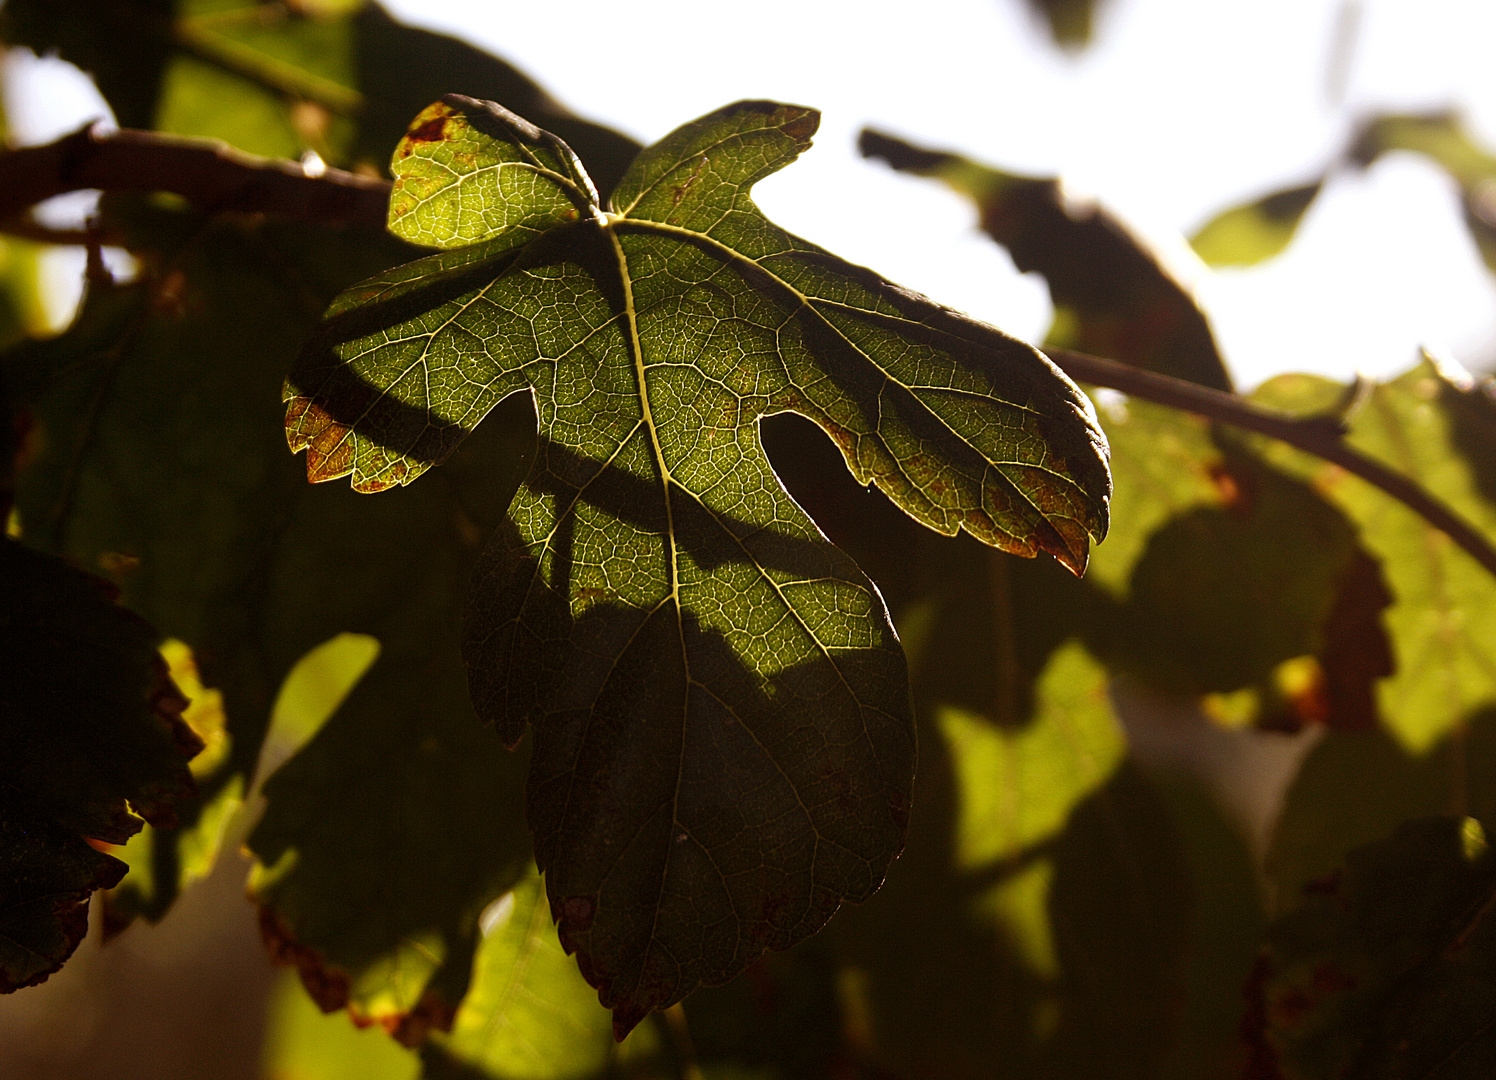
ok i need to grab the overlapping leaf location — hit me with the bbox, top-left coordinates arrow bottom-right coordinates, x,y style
1253,361 -> 1496,752
1268,708 -> 1496,911
1190,111 -> 1496,272
284,95 -> 1111,1031
1189,180 -> 1324,268
0,790 -> 125,994
675,409 -> 1320,1080
422,865 -> 649,1079
724,423 -> 1263,1077
859,129 -> 1233,391
822,551 -> 1260,1078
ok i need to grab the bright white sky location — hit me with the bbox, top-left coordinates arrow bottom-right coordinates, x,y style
12,0 -> 1496,387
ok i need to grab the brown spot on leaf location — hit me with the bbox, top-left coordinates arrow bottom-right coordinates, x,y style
286,397 -> 356,482
406,115 -> 448,146
1208,460 -> 1254,516
671,156 -> 708,208
757,887 -> 796,932
781,109 -> 819,146
887,788 -> 910,832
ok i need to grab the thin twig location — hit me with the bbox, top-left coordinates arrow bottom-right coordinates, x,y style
0,124 -> 390,228
1048,347 -> 1496,580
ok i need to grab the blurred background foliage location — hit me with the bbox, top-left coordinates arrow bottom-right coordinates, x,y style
2,1 -> 1496,1078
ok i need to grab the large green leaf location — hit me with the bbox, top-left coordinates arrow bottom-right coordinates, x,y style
285,96 -> 1111,1032
858,129 -> 1233,391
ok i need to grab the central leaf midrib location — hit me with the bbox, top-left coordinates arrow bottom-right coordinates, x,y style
600,215 -> 689,993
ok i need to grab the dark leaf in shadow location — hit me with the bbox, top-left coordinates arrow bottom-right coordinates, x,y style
1099,447 -> 1375,706
0,537 -> 199,991
248,620 -> 533,1044
1260,815 -> 1496,1079
0,789 -> 126,993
